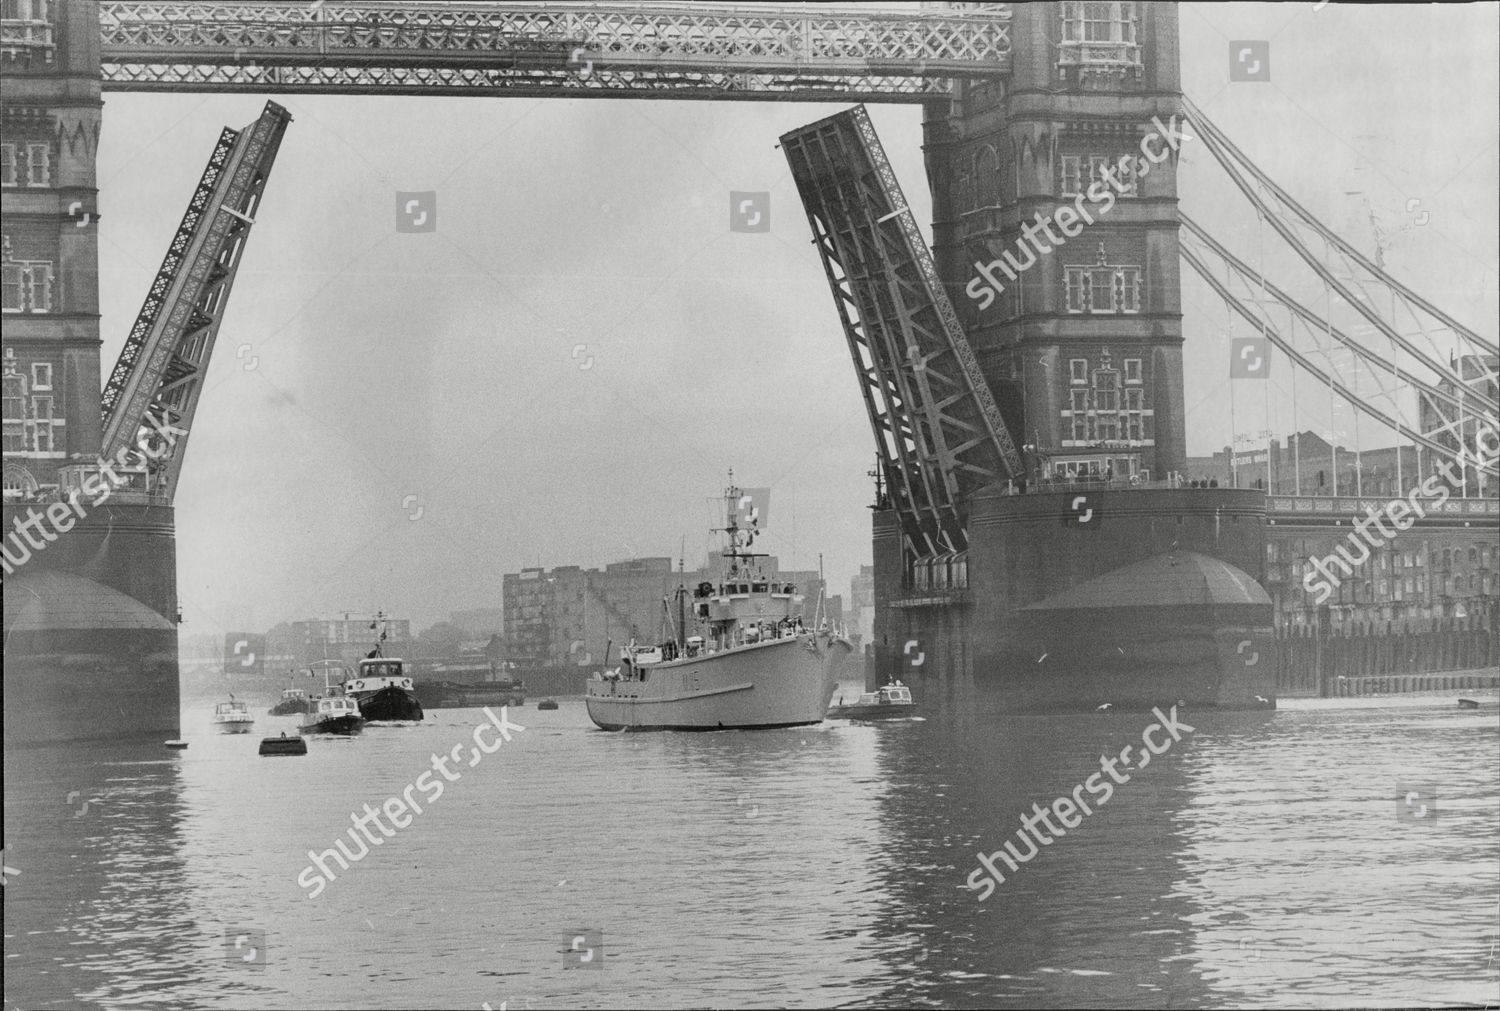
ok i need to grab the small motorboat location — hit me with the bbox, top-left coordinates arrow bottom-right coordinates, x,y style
299,695 -> 364,736
212,696 -> 256,734
259,732 -> 308,756
537,699 -> 559,711
827,681 -> 916,721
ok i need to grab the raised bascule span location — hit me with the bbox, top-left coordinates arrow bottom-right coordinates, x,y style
781,104 -> 1023,561
99,101 -> 292,500
2,1 -> 1494,743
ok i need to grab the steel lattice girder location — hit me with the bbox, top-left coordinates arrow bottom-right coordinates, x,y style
100,101 -> 292,499
1182,96 -> 1497,414
782,105 -> 1022,557
97,1 -> 1011,99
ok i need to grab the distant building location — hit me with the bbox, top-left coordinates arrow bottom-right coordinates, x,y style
1188,433 -> 1421,497
1266,534 -> 1498,630
1182,425 -> 1498,629
849,564 -> 875,645
501,556 -> 828,667
450,608 -> 503,638
291,615 -> 413,665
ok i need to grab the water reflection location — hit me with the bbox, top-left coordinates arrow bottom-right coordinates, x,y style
859,676 -> 1216,1008
5,740 -> 191,1009
4,690 -> 1496,1009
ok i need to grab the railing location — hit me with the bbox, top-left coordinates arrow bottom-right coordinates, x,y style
0,15 -> 55,59
892,588 -> 970,608
1267,495 -> 1499,518
989,477 -> 1244,496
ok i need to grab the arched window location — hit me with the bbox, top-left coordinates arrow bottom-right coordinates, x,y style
2,463 -> 37,500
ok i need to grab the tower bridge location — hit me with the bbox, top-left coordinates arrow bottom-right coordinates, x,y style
2,1 -> 1494,741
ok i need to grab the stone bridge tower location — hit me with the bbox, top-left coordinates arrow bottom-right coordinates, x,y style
924,1 -> 1187,487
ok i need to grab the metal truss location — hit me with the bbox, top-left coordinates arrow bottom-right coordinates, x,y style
98,1 -> 1011,100
1183,97 -> 1497,417
100,101 -> 292,500
782,104 -> 1021,558
1180,217 -> 1495,477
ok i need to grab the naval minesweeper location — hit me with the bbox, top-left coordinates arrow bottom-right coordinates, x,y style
585,479 -> 851,731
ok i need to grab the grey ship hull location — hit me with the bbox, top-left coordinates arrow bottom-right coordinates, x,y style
585,631 -> 850,731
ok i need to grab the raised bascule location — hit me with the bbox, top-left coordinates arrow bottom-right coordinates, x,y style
2,2 -> 1494,741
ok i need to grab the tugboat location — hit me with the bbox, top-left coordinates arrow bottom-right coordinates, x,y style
343,613 -> 424,724
585,475 -> 852,731
270,661 -> 347,715
212,695 -> 255,734
827,680 -> 916,720
299,695 -> 364,736
269,685 -> 311,717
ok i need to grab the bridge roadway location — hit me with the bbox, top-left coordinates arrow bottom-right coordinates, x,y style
97,1 -> 1012,100
1266,493 -> 1499,530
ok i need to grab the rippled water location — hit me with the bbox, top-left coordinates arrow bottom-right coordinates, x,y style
5,681 -> 1498,1009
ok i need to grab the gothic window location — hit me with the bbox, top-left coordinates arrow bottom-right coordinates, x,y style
24,142 -> 49,187
1064,265 -> 1140,314
1070,389 -> 1089,441
1124,387 -> 1144,440
1065,270 -> 1088,313
2,371 -> 24,454
1060,155 -> 1082,197
1088,268 -> 1114,312
973,145 -> 1000,208
1,235 -> 52,313
2,463 -> 36,497
1093,369 -> 1119,411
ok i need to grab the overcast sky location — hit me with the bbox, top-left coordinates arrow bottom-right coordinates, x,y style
91,3 -> 1498,635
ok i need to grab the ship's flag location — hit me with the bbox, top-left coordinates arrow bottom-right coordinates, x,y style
735,488 -> 771,531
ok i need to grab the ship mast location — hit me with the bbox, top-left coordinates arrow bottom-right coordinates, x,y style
721,469 -> 766,578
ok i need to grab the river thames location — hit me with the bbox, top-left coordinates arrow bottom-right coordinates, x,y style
4,685 -> 1497,1009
